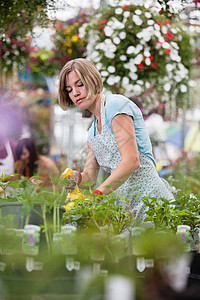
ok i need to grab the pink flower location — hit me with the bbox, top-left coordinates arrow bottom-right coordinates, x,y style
138,63 -> 144,69
152,62 -> 157,69
166,32 -> 173,39
100,19 -> 107,24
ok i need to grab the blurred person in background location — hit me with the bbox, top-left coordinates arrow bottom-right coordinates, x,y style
15,137 -> 59,186
0,105 -> 17,178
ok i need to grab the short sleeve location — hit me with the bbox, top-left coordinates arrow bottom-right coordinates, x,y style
105,94 -> 142,126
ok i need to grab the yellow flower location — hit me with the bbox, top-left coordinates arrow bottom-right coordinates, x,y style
68,48 -> 72,54
64,201 -> 75,211
71,35 -> 78,42
64,42 -> 72,47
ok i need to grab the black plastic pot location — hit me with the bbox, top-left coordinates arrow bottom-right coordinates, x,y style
0,202 -> 65,229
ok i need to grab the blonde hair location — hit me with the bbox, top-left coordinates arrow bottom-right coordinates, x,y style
58,58 -> 103,110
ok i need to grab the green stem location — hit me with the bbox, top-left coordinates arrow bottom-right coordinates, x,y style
25,212 -> 30,226
53,203 -> 56,233
3,188 -> 6,199
57,205 -> 60,232
42,204 -> 50,252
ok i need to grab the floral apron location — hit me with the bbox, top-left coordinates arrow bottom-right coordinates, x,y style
89,95 -> 175,219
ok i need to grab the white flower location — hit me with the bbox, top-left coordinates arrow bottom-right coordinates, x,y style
166,63 -> 175,72
171,28 -> 178,34
154,30 -> 161,38
135,44 -> 143,54
145,58 -> 151,66
162,42 -> 170,49
104,26 -> 114,37
107,75 -> 120,85
105,52 -> 115,59
174,75 -> 182,82
101,71 -> 109,77
134,54 -> 143,64
132,15 -> 143,26
122,77 -> 129,85
133,84 -> 142,95
144,49 -> 150,57
129,72 -> 138,80
161,25 -> 168,34
145,12 -> 152,18
119,32 -> 126,39
126,46 -> 135,54
158,36 -> 165,43
164,83 -> 171,91
107,76 -> 115,85
137,80 -> 144,85
115,8 -> 123,14
109,17 -> 125,30
171,41 -> 179,50
108,66 -> 116,73
147,20 -> 154,25
114,76 -> 121,82
96,63 -> 102,70
135,9 -> 142,15
145,82 -> 151,88
113,37 -> 121,44
154,23 -> 161,31
105,38 -> 112,45
180,84 -> 187,93
79,23 -> 88,39
120,55 -> 127,61
124,11 -> 130,18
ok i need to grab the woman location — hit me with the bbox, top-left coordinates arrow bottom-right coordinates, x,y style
15,138 -> 59,185
58,58 -> 175,219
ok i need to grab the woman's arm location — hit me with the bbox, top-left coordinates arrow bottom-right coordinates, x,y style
79,142 -> 100,189
97,114 -> 140,194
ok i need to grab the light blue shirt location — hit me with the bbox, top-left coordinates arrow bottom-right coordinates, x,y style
88,93 -> 156,166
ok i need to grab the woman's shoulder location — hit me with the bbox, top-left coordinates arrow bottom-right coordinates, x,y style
105,93 -> 142,121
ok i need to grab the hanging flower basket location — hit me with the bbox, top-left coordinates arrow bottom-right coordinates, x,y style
81,3 -> 193,115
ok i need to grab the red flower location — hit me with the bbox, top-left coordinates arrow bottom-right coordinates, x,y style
166,32 -> 173,39
156,22 -> 162,27
164,20 -> 170,25
138,63 -> 144,69
159,8 -> 163,14
149,56 -> 154,61
166,49 -> 171,55
152,62 -> 157,69
123,5 -> 130,9
100,19 -> 107,24
98,25 -> 105,29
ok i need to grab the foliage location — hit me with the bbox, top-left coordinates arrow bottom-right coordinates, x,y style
81,3 -> 193,116
0,0 -> 57,35
142,193 -> 200,237
62,191 -> 135,234
142,166 -> 200,242
28,48 -> 58,78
